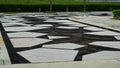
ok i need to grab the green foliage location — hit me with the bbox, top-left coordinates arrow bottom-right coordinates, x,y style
0,1 -> 120,12
113,9 -> 120,19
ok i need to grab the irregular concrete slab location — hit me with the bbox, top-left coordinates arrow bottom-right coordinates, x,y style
59,22 -> 82,25
54,17 -> 68,20
84,31 -> 120,36
0,19 -> 15,23
114,36 -> 120,40
83,51 -> 120,60
4,27 -> 48,32
48,36 -> 69,40
0,17 -> 24,23
43,43 -> 84,49
7,32 -> 47,38
2,23 -> 29,27
71,24 -> 89,27
44,20 -> 72,23
84,26 -> 105,31
10,38 -> 51,48
56,26 -> 80,33
34,24 -> 53,27
17,48 -> 78,63
89,41 -> 120,49
56,26 -> 79,29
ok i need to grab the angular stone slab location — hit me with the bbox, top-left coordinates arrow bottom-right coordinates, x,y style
4,27 -> 48,32
44,20 -> 72,23
56,26 -> 80,33
114,36 -> 120,40
56,26 -> 79,29
0,16 -> 23,23
17,48 -> 78,63
0,19 -> 15,23
71,24 -> 89,27
2,23 -> 29,27
7,32 -> 47,38
48,36 -> 69,40
85,31 -> 120,36
54,17 -> 68,20
34,24 -> 53,27
59,22 -> 82,25
10,38 -> 51,48
89,41 -> 120,49
84,26 -> 105,31
43,43 -> 84,49
83,51 -> 120,60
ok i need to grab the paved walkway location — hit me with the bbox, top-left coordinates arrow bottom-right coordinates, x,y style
0,32 -> 11,65
69,16 -> 120,32
0,13 -> 120,68
0,60 -> 120,68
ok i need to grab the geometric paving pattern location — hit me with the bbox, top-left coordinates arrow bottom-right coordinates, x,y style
0,14 -> 120,64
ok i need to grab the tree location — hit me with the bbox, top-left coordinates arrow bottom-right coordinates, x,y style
84,0 -> 86,13
49,0 -> 52,11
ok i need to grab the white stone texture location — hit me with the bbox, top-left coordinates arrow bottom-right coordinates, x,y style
89,41 -> 120,49
114,36 -> 120,40
84,26 -> 105,31
85,31 -> 120,36
83,51 -> 120,60
43,43 -> 84,49
48,36 -> 69,40
34,24 -> 53,27
7,32 -> 47,38
56,26 -> 79,29
10,38 -> 51,48
4,27 -> 48,32
18,48 -> 78,62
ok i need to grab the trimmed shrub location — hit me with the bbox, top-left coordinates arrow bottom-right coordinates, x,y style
113,9 -> 120,19
0,3 -> 120,12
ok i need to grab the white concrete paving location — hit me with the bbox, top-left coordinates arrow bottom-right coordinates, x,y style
59,22 -> 82,25
83,51 -> 120,60
44,20 -> 72,23
4,27 -> 48,32
84,31 -> 120,36
2,23 -> 29,27
114,36 -> 120,40
54,17 -> 68,20
0,32 -> 11,65
84,26 -> 105,31
34,24 -> 53,27
56,26 -> 79,29
43,43 -> 84,49
10,38 -> 51,48
1,60 -> 120,68
0,17 -> 24,23
89,41 -> 120,49
48,36 -> 69,39
71,24 -> 89,27
7,32 -> 47,38
69,16 -> 120,32
18,48 -> 78,63
0,19 -> 16,23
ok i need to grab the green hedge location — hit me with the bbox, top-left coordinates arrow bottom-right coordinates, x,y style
113,9 -> 120,19
0,3 -> 120,12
